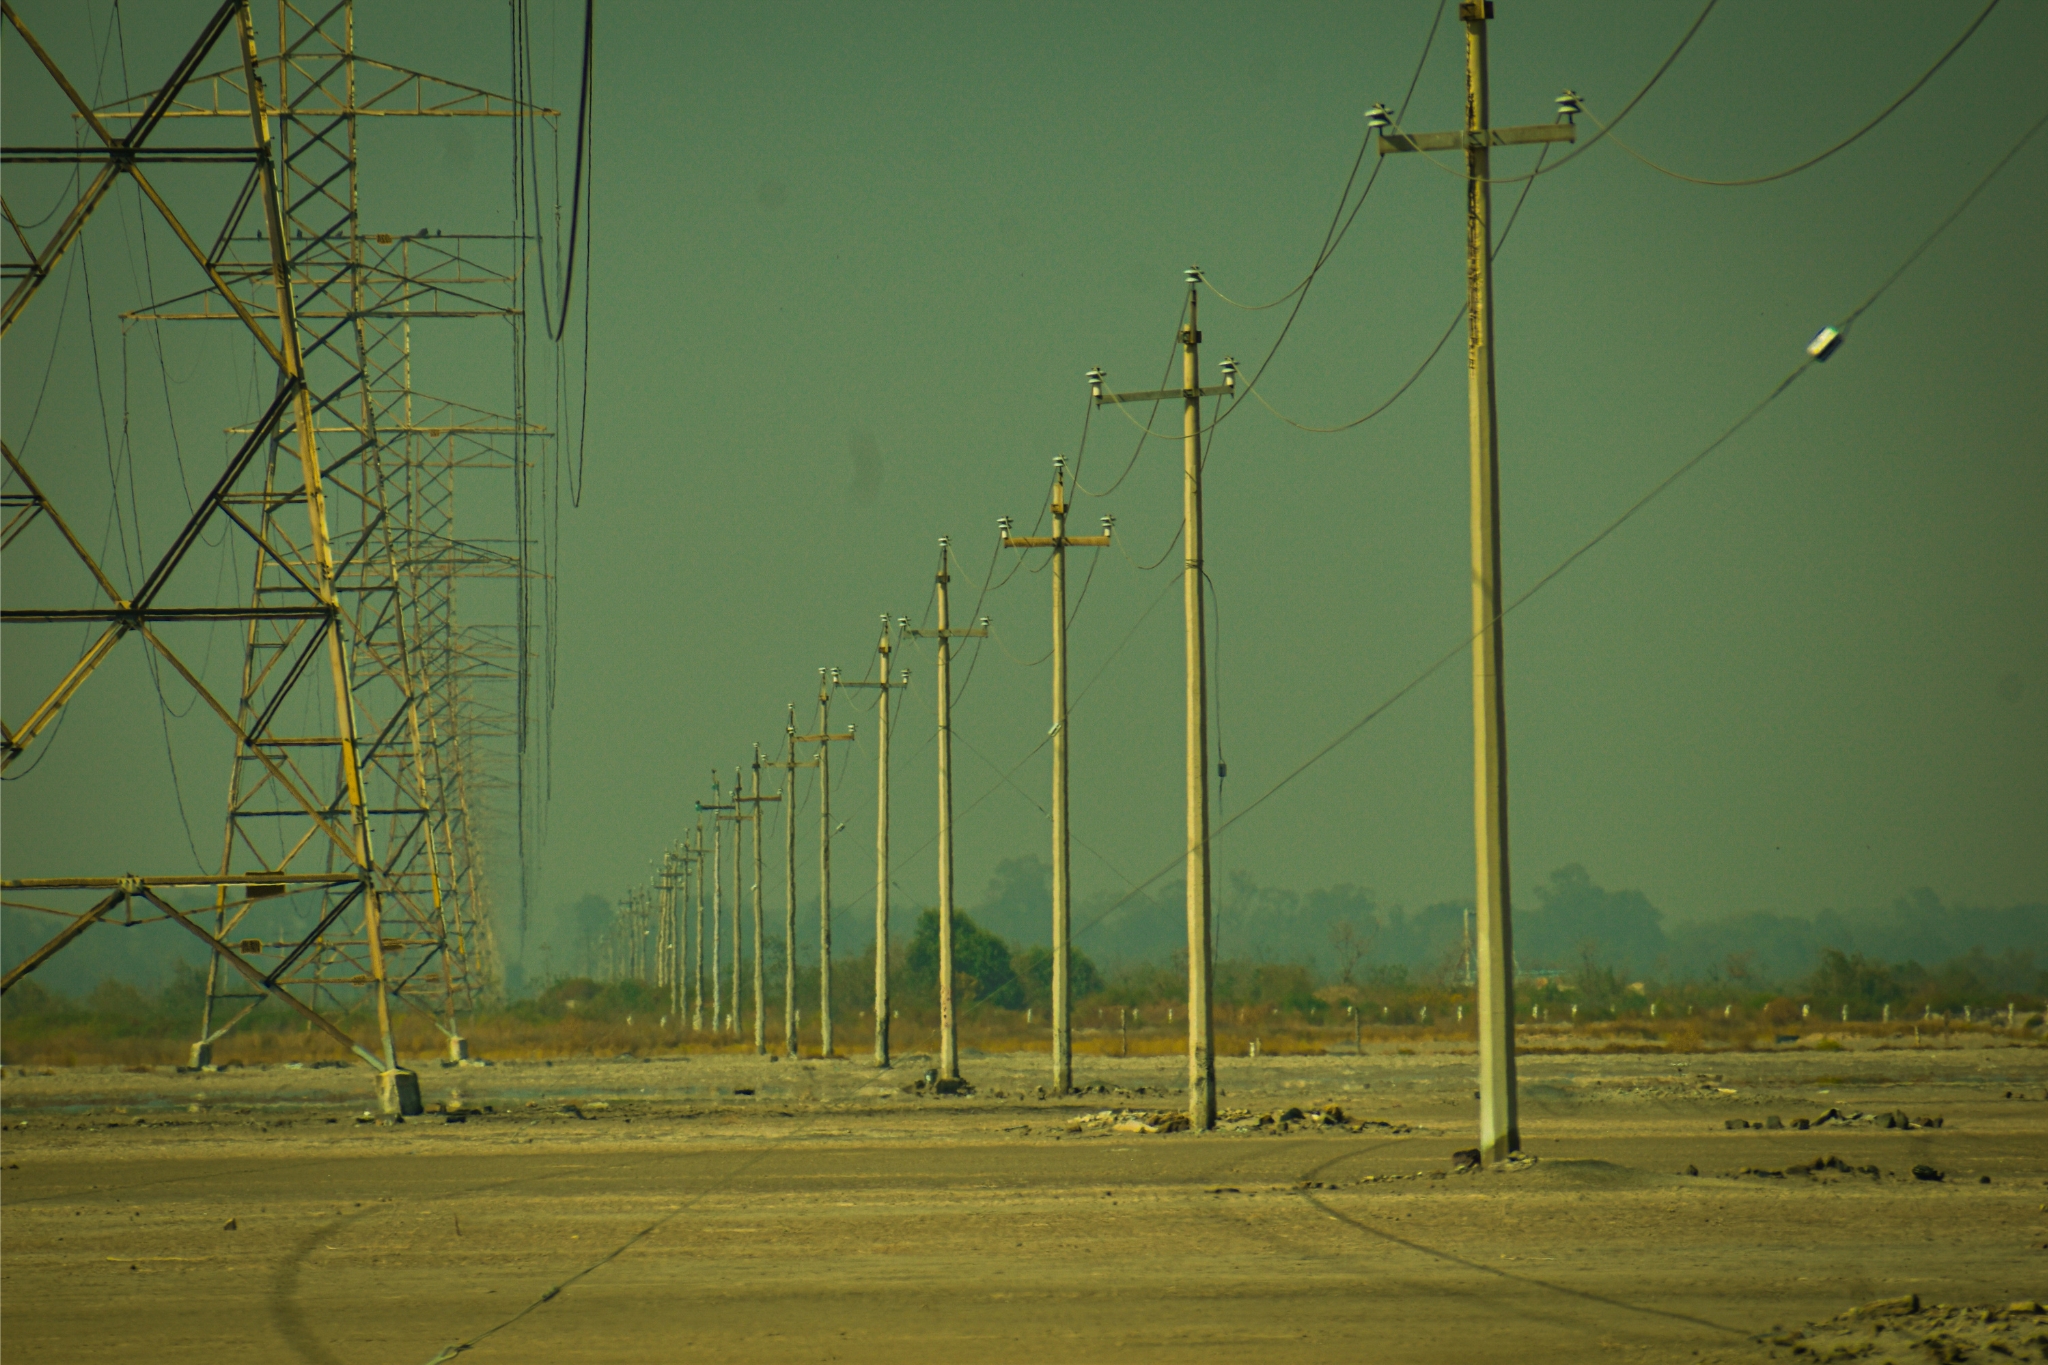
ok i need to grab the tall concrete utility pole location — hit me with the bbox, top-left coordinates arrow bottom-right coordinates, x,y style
779,709 -> 818,1057
690,818 -> 707,1031
737,746 -> 783,1055
671,844 -> 696,1019
729,765 -> 746,1038
793,675 -> 854,1056
696,777 -> 737,1040
1002,460 -> 1111,1094
834,617 -> 908,1068
1092,279 -> 1235,1130
905,539 -> 988,1082
1374,1 -> 1577,1165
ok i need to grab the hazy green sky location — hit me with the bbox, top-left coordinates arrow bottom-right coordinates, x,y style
5,1 -> 2044,970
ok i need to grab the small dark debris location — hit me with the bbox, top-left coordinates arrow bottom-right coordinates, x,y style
1912,1164 -> 1944,1182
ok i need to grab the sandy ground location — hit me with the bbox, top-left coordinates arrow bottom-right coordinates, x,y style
3,1041 -> 2044,1364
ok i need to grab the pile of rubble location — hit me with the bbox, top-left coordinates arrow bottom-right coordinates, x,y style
1061,1102 -> 1412,1136
1215,1104 -> 1413,1136
1063,1109 -> 1192,1135
1724,1107 -> 1941,1132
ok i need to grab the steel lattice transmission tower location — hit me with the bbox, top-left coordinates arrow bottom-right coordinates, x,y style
0,0 -> 562,1111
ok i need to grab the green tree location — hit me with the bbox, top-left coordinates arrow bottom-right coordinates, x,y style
1805,949 -> 1904,1013
1011,943 -> 1103,1010
903,909 -> 1022,1009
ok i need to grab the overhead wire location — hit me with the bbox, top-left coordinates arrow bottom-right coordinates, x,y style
1203,0 -> 1450,315
1586,0 -> 2001,188
1117,520 -> 1183,573
1075,296 -> 1186,499
1247,136 -> 1553,434
1096,0 -> 1457,450
1068,105 -> 2045,946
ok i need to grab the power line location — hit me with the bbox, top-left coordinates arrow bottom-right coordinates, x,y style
1076,295 -> 1187,498
1589,0 -> 2001,189
1245,137 -> 1554,434
1068,108 -> 2043,946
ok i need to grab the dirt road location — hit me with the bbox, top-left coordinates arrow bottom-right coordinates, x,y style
4,1044 -> 2043,1362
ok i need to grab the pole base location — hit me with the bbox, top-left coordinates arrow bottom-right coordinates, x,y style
446,1035 -> 469,1063
187,1041 -> 212,1069
379,1068 -> 424,1117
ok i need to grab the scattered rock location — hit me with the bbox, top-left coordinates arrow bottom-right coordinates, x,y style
1764,1115 -> 1784,1130
932,1077 -> 971,1096
1786,1297 -> 2042,1362
1451,1148 -> 1481,1171
221,1218 -> 237,1231
1911,1164 -> 1944,1182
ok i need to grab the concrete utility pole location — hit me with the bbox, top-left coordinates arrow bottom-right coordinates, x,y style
736,746 -> 783,1055
696,777 -> 737,1040
904,539 -> 988,1083
690,818 -> 707,1031
834,616 -> 908,1068
656,849 -> 685,1014
730,765 -> 746,1038
1092,277 -> 1234,1130
793,674 -> 854,1056
779,708 -> 818,1058
1002,460 -> 1111,1095
1374,1 -> 1577,1166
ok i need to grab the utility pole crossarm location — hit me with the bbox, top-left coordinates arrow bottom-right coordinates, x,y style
1094,385 -> 1231,405
901,625 -> 987,640
1378,123 -> 1574,155
1003,535 -> 1109,548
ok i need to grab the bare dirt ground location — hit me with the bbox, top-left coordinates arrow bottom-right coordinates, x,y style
3,1040 -> 2044,1364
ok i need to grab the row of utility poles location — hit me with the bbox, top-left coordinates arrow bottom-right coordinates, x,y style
614,0 -> 1544,1164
